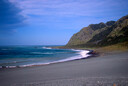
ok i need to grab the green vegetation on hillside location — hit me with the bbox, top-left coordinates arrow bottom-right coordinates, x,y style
65,15 -> 128,50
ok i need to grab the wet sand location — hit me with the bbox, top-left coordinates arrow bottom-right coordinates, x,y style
0,51 -> 128,86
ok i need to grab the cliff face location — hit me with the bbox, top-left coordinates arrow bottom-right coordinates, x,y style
66,15 -> 128,48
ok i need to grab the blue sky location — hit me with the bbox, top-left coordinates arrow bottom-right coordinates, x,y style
0,0 -> 128,45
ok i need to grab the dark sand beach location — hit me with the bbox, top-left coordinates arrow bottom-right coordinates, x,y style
0,51 -> 128,86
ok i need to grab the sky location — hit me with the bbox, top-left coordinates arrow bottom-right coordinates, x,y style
0,0 -> 128,45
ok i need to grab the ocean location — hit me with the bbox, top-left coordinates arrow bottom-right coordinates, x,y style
0,45 -> 90,68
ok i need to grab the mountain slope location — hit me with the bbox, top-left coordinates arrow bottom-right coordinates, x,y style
98,15 -> 128,46
66,15 -> 128,48
67,21 -> 115,46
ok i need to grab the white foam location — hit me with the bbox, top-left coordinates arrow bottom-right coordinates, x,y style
79,50 -> 90,57
7,66 -> 16,68
71,49 -> 81,51
42,47 -> 52,49
48,50 -> 91,63
0,66 -> 16,69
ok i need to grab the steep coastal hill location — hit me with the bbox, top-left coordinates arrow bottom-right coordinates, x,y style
66,15 -> 128,48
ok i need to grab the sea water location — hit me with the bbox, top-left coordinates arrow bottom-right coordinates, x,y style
0,45 -> 90,68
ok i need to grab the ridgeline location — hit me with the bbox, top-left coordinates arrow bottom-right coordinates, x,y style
64,15 -> 128,50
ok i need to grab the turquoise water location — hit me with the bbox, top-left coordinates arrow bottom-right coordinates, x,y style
0,45 -> 90,68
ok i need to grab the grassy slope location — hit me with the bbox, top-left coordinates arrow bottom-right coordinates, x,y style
95,42 -> 128,53
54,42 -> 128,55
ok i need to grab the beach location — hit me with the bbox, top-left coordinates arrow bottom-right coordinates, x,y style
0,51 -> 128,86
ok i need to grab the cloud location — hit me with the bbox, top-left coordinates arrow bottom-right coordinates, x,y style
9,0 -> 128,26
0,0 -> 26,32
7,0 -> 128,27
10,0 -> 128,17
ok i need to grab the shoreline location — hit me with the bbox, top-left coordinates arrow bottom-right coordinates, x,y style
0,49 -> 97,69
1,44 -> 125,69
0,50 -> 128,86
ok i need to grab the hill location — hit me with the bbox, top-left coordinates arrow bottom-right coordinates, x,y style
65,15 -> 128,49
